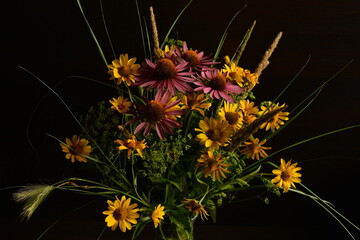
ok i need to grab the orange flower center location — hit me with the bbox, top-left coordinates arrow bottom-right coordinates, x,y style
118,65 -> 132,76
225,112 -> 240,125
281,170 -> 291,181
155,58 -> 177,80
205,129 -> 221,141
113,208 -> 127,221
145,101 -> 165,122
183,50 -> 200,67
208,74 -> 226,91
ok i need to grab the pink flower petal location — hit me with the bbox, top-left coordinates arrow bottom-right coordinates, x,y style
134,122 -> 147,135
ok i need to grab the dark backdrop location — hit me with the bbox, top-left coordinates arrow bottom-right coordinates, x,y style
2,0 -> 360,239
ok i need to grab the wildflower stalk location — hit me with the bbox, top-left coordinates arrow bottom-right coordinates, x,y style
150,6 -> 161,59
135,0 -> 148,59
243,124 -> 360,175
233,20 -> 256,65
214,5 -> 247,60
13,184 -> 55,221
77,0 -> 108,68
36,199 -> 98,240
183,111 -> 194,136
254,31 -> 283,77
131,154 -> 147,205
160,0 -> 193,49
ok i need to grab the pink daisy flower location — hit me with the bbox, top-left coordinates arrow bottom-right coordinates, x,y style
194,70 -> 243,103
174,41 -> 219,71
126,91 -> 185,139
134,56 -> 194,95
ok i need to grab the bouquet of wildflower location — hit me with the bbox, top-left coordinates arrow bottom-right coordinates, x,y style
13,1 -> 359,240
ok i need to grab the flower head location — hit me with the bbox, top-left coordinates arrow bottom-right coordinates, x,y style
108,54 -> 140,86
195,117 -> 233,150
103,196 -> 140,232
151,204 -> 165,228
182,199 -> 209,221
218,101 -> 243,130
127,91 -> 185,139
194,70 -> 243,103
60,135 -> 91,163
259,102 -> 289,132
174,41 -> 219,71
135,56 -> 194,95
239,99 -> 259,125
181,92 -> 211,117
240,135 -> 271,160
196,151 -> 231,181
222,58 -> 259,89
115,135 -> 147,158
109,96 -> 132,114
271,158 -> 302,193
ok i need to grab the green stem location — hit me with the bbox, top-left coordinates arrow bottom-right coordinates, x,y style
77,0 -> 108,68
160,0 -> 193,49
37,199 -> 98,240
243,124 -> 360,175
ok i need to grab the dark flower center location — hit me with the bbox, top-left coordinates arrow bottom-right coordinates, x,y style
187,99 -> 197,109
205,129 -> 221,141
183,50 -> 201,67
225,112 -> 240,125
118,65 -> 132,76
155,58 -> 177,80
281,171 -> 291,181
145,101 -> 165,122
208,74 -> 226,91
69,144 -> 82,155
113,208 -> 127,221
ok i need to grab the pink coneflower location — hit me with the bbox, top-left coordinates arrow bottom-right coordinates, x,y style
174,41 -> 219,71
194,70 -> 243,103
134,56 -> 194,95
126,91 -> 185,139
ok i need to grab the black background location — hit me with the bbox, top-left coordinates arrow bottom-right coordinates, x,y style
2,0 -> 360,239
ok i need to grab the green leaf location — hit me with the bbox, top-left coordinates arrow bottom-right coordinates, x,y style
206,199 -> 217,223
131,218 -> 150,240
169,180 -> 183,192
241,166 -> 261,183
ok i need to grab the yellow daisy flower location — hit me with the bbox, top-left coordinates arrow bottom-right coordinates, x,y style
271,158 -> 302,193
222,61 -> 246,87
115,135 -> 147,158
182,199 -> 209,221
240,135 -> 271,160
239,99 -> 259,125
103,196 -> 140,232
151,204 -> 165,228
60,135 -> 91,163
195,117 -> 233,150
196,151 -> 232,181
243,69 -> 259,88
259,102 -> 289,132
222,56 -> 259,88
108,54 -> 140,86
181,92 -> 211,117
109,96 -> 132,114
218,101 -> 243,130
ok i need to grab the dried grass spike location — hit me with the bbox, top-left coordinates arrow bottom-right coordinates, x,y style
13,184 -> 54,221
234,20 -> 256,65
150,6 -> 161,59
255,32 -> 283,76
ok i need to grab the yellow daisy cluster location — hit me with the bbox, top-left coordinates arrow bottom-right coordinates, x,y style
222,55 -> 259,89
103,196 -> 166,232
